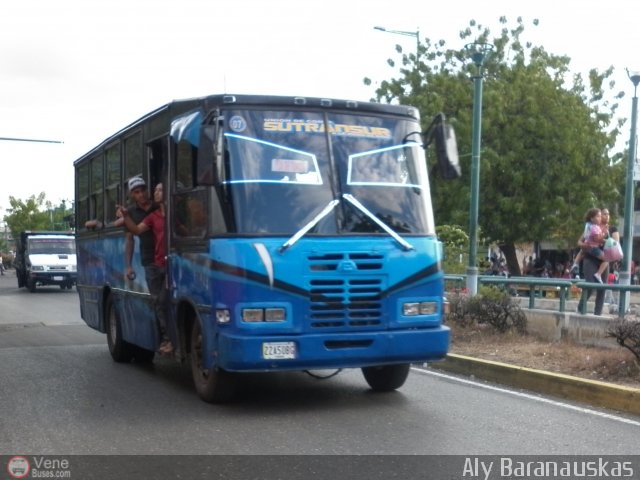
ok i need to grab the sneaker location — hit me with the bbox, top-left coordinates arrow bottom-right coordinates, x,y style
593,273 -> 603,284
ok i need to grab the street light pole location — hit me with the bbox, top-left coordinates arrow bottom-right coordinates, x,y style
465,42 -> 494,296
619,69 -> 640,313
0,137 -> 63,144
374,26 -> 420,61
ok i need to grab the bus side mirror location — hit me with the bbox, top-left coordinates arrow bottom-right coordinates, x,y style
424,113 -> 461,180
433,122 -> 461,179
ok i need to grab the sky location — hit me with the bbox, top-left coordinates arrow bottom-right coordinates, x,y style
1,0 -> 639,216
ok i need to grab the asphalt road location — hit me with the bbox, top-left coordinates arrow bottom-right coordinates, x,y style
0,269 -> 639,457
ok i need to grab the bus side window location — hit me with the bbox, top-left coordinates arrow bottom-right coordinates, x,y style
105,143 -> 121,223
197,125 -> 216,185
77,163 -> 90,230
174,193 -> 207,237
176,140 -> 196,189
90,154 -> 104,226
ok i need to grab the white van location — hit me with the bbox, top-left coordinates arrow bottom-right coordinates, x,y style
15,231 -> 77,292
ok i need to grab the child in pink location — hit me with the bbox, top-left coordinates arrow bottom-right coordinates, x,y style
571,208 -> 608,283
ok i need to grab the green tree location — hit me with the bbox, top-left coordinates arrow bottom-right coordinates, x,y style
366,17 -> 626,274
437,224 -> 469,274
4,194 -> 73,237
45,199 -> 74,231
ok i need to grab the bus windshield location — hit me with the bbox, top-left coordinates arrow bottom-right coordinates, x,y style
223,109 -> 435,236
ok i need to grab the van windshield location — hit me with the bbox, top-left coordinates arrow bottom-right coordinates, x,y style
28,238 -> 76,255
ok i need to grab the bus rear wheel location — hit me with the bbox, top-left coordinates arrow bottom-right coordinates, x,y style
105,295 -> 134,363
361,363 -> 410,392
190,319 -> 236,403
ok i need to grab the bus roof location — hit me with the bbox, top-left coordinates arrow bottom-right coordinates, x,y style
73,94 -> 420,166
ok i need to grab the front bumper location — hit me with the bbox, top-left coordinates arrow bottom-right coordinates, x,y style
29,271 -> 77,286
214,326 -> 450,372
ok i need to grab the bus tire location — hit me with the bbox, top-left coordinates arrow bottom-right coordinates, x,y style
133,346 -> 155,363
190,319 -> 236,403
105,294 -> 134,363
361,363 -> 410,392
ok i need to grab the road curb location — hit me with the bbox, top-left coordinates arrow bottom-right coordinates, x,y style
430,353 -> 640,416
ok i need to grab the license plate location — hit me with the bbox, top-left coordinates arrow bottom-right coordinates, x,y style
53,276 -> 64,281
262,342 -> 296,360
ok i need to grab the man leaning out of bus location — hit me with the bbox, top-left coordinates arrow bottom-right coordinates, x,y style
117,182 -> 172,354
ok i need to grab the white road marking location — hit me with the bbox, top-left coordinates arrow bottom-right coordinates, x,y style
412,366 -> 640,427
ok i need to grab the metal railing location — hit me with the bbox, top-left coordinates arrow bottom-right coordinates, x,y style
444,274 -> 640,316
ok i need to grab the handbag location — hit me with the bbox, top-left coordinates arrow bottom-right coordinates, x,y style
603,237 -> 623,262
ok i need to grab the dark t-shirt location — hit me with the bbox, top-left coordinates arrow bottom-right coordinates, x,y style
130,204 -> 157,267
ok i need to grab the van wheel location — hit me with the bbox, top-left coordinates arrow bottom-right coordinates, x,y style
105,294 -> 134,363
362,364 -> 410,392
27,278 -> 36,292
190,319 -> 236,403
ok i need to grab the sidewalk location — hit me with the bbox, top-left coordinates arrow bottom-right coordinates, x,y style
430,354 -> 640,416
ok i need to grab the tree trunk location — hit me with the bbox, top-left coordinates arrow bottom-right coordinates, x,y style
499,243 -> 521,276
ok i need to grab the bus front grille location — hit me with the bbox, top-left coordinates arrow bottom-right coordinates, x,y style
307,252 -> 384,328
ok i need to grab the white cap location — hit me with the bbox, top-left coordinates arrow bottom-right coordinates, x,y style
128,176 -> 146,191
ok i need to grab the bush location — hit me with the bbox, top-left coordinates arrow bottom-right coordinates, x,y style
607,317 -> 640,362
446,285 -> 527,334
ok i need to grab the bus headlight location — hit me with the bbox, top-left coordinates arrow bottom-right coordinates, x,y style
241,307 -> 287,323
265,308 -> 286,322
419,301 -> 437,315
403,301 -> 438,316
403,302 -> 420,316
242,308 -> 264,322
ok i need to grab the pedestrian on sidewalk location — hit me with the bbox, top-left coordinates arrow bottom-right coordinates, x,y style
571,208 -> 608,283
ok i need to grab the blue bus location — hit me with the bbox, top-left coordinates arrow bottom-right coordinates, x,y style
74,94 -> 459,402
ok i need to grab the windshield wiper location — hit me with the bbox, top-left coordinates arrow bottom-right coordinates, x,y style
279,200 -> 340,253
342,194 -> 415,251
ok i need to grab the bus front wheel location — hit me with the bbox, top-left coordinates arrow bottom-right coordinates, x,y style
105,295 -> 135,363
190,319 -> 236,403
133,346 -> 155,363
361,363 -> 410,392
